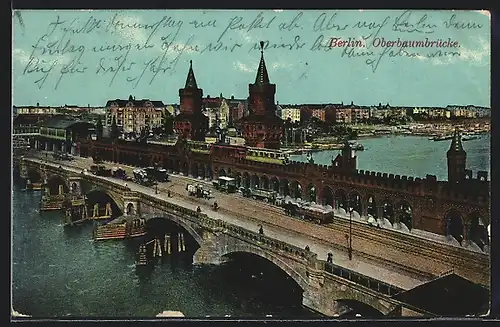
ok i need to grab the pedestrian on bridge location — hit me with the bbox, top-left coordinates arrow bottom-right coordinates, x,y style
305,245 -> 310,251
327,252 -> 333,264
258,224 -> 264,235
167,190 -> 171,197
196,206 -> 201,213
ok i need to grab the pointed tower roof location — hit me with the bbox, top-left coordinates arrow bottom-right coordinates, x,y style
255,41 -> 270,85
185,60 -> 198,89
448,127 -> 465,153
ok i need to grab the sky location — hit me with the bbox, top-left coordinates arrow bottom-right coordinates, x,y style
12,10 -> 490,107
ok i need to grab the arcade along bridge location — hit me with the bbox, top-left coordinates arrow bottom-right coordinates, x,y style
17,157 -> 490,317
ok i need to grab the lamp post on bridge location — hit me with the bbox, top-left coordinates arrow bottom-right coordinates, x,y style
345,199 -> 353,261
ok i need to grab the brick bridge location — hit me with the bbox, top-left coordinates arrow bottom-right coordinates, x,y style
18,158 -> 483,317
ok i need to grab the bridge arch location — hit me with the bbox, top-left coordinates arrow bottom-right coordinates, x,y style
381,198 -> 395,224
467,213 -> 489,251
260,175 -> 270,190
219,245 -> 308,292
306,183 -> 316,203
365,195 -> 377,218
444,209 -> 464,244
270,177 -> 280,193
142,213 -> 204,246
396,200 -> 413,230
334,189 -> 347,210
280,178 -> 290,196
86,188 -> 123,216
347,191 -> 362,215
26,168 -> 42,183
251,174 -> 259,189
322,186 -> 334,206
191,162 -> 199,178
46,175 -> 69,195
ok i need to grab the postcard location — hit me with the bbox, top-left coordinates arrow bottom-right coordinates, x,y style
11,9 -> 491,319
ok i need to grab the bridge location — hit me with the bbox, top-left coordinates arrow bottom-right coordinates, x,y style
17,156 -> 490,317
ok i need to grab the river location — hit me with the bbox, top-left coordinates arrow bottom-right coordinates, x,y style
11,135 -> 490,318
290,135 -> 491,181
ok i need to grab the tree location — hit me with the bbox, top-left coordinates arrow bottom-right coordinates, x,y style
163,112 -> 174,135
96,117 -> 103,140
110,116 -> 119,140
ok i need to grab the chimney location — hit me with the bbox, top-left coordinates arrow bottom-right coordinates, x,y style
231,95 -> 234,100
37,102 -> 39,107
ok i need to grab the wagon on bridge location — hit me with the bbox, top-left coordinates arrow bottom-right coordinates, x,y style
242,188 -> 277,203
295,205 -> 335,225
90,164 -> 112,177
187,184 -> 212,199
212,176 -> 237,193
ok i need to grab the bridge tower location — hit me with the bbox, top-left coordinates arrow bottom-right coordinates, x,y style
174,60 -> 208,142
447,127 -> 466,183
241,41 -> 284,149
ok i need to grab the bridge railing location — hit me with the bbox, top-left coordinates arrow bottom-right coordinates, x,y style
321,261 -> 405,297
139,192 -> 316,263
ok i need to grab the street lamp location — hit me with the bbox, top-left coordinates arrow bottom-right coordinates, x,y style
155,182 -> 158,194
345,199 -> 353,260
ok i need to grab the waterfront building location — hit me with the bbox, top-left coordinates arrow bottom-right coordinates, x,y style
15,103 -> 59,115
37,116 -> 95,154
105,95 -> 166,134
280,106 -> 301,123
311,108 -> 326,122
226,96 -> 247,126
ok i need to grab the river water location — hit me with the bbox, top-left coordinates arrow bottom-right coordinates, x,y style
290,135 -> 491,181
11,135 -> 491,319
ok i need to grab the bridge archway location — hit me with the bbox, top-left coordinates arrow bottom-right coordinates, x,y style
260,175 -> 269,190
334,189 -> 347,210
306,183 -> 316,203
218,168 -> 227,177
85,189 -> 123,218
251,174 -> 259,189
26,168 -> 42,183
219,247 -> 308,292
445,210 -> 464,244
396,201 -> 413,230
381,198 -> 394,224
143,214 -> 203,246
365,195 -> 377,218
280,178 -> 290,196
242,172 -> 250,189
46,175 -> 69,196
270,177 -> 280,193
181,162 -> 189,176
322,186 -> 334,206
467,214 -> 489,251
290,181 -> 302,199
348,192 -> 362,216
233,172 -> 242,188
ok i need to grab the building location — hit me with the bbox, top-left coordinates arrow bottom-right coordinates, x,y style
239,44 -> 284,149
105,96 -> 165,134
280,106 -> 301,123
311,108 -> 326,122
37,116 -> 95,154
15,104 -> 59,115
226,97 -> 246,126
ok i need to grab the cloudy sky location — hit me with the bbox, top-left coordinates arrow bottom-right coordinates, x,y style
12,10 -> 490,107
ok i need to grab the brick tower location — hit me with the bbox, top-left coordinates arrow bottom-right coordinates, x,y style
447,127 -> 467,183
241,42 -> 283,149
174,60 -> 208,141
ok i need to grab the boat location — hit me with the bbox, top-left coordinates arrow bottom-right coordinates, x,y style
461,135 -> 478,141
432,135 -> 454,141
26,182 -> 43,191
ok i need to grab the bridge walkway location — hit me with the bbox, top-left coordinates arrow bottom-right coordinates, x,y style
24,156 -> 427,291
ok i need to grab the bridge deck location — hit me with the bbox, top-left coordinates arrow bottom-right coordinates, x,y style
24,156 -> 429,291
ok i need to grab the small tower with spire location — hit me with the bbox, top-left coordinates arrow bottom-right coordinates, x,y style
174,60 -> 208,141
447,127 -> 467,183
241,41 -> 284,149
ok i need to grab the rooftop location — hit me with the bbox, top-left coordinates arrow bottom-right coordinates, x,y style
393,273 -> 489,316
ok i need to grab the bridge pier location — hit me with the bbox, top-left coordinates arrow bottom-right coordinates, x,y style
192,230 -> 227,265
